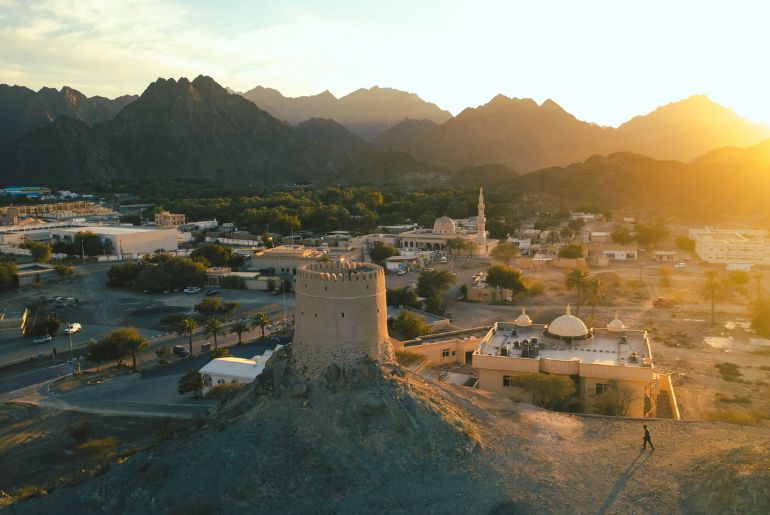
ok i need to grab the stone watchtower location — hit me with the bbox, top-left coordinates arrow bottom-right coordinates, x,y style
291,261 -> 393,379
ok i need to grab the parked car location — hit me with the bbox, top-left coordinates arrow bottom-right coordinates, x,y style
439,256 -> 448,264
397,270 -> 406,276
184,286 -> 202,294
172,345 -> 190,357
33,335 -> 52,344
674,262 -> 687,269
653,297 -> 679,309
205,288 -> 220,296
63,323 -> 81,335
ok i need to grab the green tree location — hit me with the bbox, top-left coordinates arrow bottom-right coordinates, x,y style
508,373 -> 575,410
558,244 -> 584,259
386,287 -> 421,308
203,318 -> 226,349
94,331 -> 130,367
750,297 -> 770,337
230,319 -> 249,345
369,241 -> 398,265
0,262 -> 18,291
485,265 -> 527,295
611,226 -> 634,244
489,242 -> 519,265
102,327 -> 147,370
727,271 -> 750,297
585,277 -> 607,319
447,237 -> 474,256
592,380 -> 635,416
190,244 -> 234,267
178,369 -> 203,397
658,265 -> 673,287
391,310 -> 431,340
74,231 -> 105,256
564,268 -> 590,316
210,347 -> 232,359
251,312 -> 273,337
701,270 -> 727,325
86,339 -> 111,372
178,317 -> 198,357
27,242 -> 52,263
416,269 -> 456,298
674,235 -> 695,252
155,346 -> 171,365
635,222 -> 669,248
195,297 -> 222,317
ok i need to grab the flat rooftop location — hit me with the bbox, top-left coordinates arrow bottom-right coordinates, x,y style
53,225 -> 173,235
478,325 -> 650,367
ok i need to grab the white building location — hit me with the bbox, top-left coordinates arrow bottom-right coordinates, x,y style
199,348 -> 279,395
50,225 -> 178,257
689,228 -> 770,266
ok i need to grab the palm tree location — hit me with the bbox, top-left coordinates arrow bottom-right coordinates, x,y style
585,277 -> 607,320
252,312 -> 273,338
203,318 -> 226,349
230,319 -> 250,345
178,317 -> 198,357
701,270 -> 727,325
564,268 -> 590,316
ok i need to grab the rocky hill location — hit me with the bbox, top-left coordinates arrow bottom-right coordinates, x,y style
0,84 -> 137,145
7,350 -> 769,514
373,118 -> 439,148
616,95 -> 770,161
0,76 -> 353,186
241,85 -> 452,140
384,95 -> 770,172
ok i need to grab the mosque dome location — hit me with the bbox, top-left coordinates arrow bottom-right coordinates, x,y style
545,305 -> 590,340
433,216 -> 456,235
515,308 -> 532,327
607,313 -> 626,333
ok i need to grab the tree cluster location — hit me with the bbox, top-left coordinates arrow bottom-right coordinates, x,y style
107,254 -> 206,292
190,244 -> 244,268
416,269 -> 456,315
0,261 -> 18,291
87,327 -> 147,370
485,265 -> 527,295
194,297 -> 240,319
390,310 -> 431,340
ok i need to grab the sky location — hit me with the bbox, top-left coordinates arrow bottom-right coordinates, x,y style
1,0 -> 770,127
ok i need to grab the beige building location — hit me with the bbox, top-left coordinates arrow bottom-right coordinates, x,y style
0,201 -> 112,220
400,327 -> 489,367
466,284 -> 513,303
472,307 -> 679,419
154,210 -> 186,227
249,245 -> 362,278
689,227 -> 770,266
291,261 -> 393,379
397,189 -> 497,257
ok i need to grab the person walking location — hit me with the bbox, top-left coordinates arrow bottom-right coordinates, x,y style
642,424 -> 655,450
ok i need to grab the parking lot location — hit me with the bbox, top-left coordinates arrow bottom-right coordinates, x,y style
0,263 -> 295,366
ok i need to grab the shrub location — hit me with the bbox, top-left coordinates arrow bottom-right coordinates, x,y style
220,275 -> 246,289
395,350 -> 425,366
67,420 -> 92,443
706,410 -> 764,426
206,383 -> 242,399
77,436 -> 120,455
210,347 -> 231,359
506,373 -> 575,410
592,380 -> 635,416
715,362 -> 742,381
54,263 -> 74,276
558,244 -> 584,259
391,311 -> 430,340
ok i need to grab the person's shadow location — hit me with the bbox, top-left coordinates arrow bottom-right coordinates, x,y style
597,449 -> 652,514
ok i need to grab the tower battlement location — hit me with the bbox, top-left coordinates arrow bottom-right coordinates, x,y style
292,261 -> 392,378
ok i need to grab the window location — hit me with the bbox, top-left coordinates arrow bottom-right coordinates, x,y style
502,375 -> 515,387
451,351 -> 456,356
441,349 -> 450,357
341,313 -> 344,318
595,383 -> 611,395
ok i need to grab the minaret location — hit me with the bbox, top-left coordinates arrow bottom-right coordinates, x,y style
476,187 -> 487,249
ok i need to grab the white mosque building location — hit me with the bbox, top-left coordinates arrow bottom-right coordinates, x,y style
397,188 -> 497,256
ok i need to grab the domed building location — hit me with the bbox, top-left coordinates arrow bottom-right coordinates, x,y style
397,188 -> 498,256
432,216 -> 456,235
471,305 -> 678,419
544,305 -> 591,341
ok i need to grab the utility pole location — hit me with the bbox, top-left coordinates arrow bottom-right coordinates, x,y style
68,326 -> 74,361
81,240 -> 86,264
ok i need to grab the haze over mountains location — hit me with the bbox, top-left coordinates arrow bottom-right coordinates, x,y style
240,85 -> 452,141
1,75 -> 770,210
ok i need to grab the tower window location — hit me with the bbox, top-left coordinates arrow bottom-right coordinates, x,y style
341,313 -> 344,318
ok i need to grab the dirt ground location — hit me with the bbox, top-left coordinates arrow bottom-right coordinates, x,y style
0,403 -> 192,508
447,261 -> 770,424
6,354 -> 769,514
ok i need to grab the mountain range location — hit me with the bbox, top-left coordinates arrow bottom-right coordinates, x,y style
1,75 -> 770,216
240,86 -> 452,141
0,84 -> 137,145
380,94 -> 770,171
